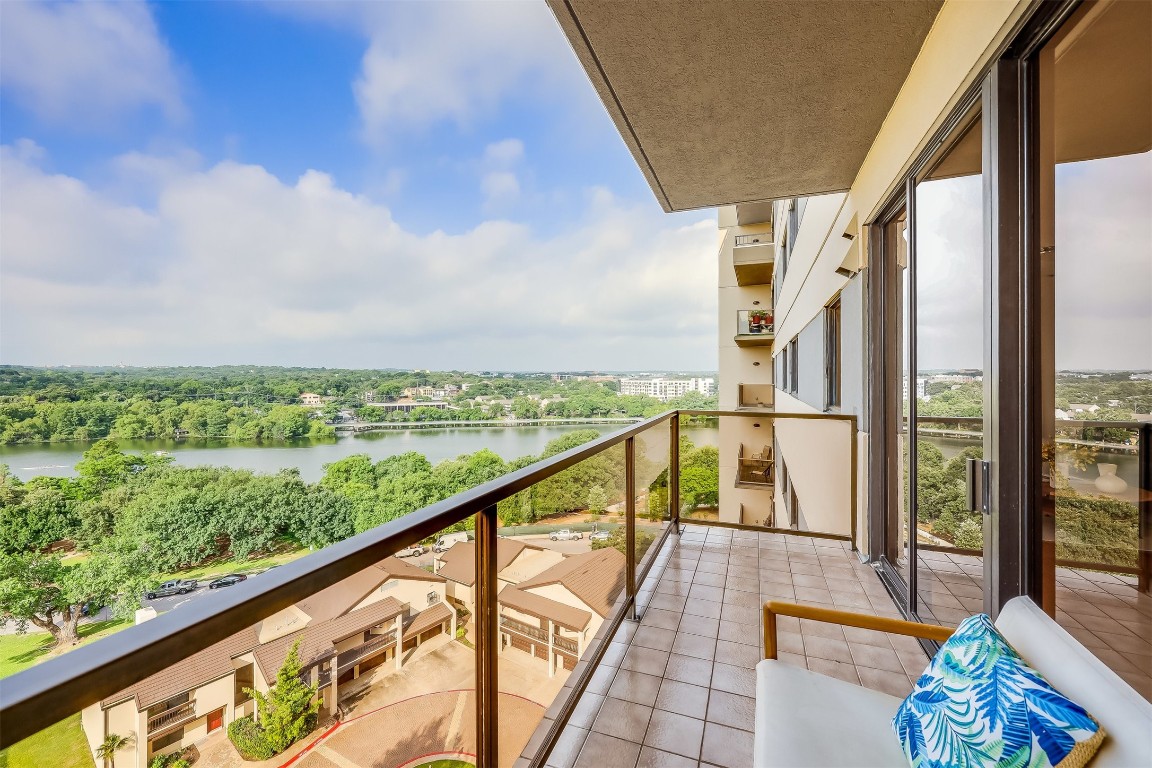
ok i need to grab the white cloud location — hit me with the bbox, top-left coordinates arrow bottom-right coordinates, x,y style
481,171 -> 521,210
0,0 -> 183,126
0,147 -> 718,370
348,2 -> 578,144
484,139 -> 525,167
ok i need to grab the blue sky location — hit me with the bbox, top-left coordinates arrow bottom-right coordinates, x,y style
0,1 -> 717,370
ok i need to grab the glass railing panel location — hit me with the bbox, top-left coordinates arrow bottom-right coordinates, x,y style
1,526 -> 478,768
632,421 -> 671,589
714,412 -> 855,538
678,412 -> 720,523
496,441 -> 628,766
735,309 -> 775,337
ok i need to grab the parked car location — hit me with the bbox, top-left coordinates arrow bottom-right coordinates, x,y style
144,579 -> 198,600
208,574 -> 247,589
79,601 -> 104,617
550,529 -> 583,541
589,529 -> 611,542
396,544 -> 427,558
432,531 -> 470,553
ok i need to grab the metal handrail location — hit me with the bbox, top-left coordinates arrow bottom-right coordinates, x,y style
500,615 -> 549,643
734,233 -> 772,247
336,631 -> 397,672
0,410 -> 676,748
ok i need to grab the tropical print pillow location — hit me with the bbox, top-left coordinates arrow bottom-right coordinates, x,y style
892,613 -> 1105,768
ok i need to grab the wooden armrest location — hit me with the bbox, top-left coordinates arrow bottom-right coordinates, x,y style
762,600 -> 954,660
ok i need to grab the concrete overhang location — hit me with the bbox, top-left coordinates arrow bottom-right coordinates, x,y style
548,0 -> 943,212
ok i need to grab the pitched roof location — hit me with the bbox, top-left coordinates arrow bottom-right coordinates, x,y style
435,539 -> 543,587
517,548 -> 626,617
294,556 -> 442,624
401,602 -> 453,641
498,585 -> 592,631
103,627 -> 259,710
254,596 -> 405,680
102,556 -> 436,710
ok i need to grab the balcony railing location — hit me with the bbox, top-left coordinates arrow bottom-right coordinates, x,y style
738,383 -> 774,409
336,630 -> 397,673
737,444 -> 774,488
734,233 -> 771,247
147,699 -> 196,735
500,615 -> 549,644
552,634 -> 579,655
0,409 -> 862,767
735,309 -> 774,346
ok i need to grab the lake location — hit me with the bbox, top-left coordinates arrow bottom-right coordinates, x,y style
0,424 -> 720,483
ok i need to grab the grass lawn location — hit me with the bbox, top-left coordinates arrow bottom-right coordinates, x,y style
0,714 -> 94,768
0,619 -> 134,768
415,762 -> 475,768
164,543 -> 308,581
0,619 -> 131,679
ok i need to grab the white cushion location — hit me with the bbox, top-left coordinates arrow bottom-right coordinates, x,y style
995,595 -> 1152,768
753,659 -> 906,768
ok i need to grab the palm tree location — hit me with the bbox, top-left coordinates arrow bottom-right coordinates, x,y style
94,733 -> 132,768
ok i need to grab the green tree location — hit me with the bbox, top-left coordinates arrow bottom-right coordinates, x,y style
954,518 -> 984,550
0,550 -> 148,646
246,640 -> 320,755
587,485 -> 608,515
94,733 -> 133,768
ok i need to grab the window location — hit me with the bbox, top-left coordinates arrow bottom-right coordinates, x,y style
788,337 -> 799,394
824,296 -> 841,409
150,727 -> 184,752
234,662 -> 254,706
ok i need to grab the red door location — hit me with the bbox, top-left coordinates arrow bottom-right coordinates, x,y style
207,708 -> 224,733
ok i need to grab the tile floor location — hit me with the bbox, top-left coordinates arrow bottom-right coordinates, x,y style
916,547 -> 1152,700
522,525 -> 932,768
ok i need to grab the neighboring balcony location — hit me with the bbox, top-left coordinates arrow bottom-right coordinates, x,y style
738,383 -> 774,409
736,443 -> 774,489
147,699 -> 196,736
733,233 -> 775,286
734,309 -> 774,347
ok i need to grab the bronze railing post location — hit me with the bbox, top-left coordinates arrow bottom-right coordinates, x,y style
626,436 -> 637,620
475,505 -> 499,767
670,413 -> 681,531
1139,424 -> 1151,595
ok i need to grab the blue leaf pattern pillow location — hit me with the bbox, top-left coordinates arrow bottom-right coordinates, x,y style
892,614 -> 1105,768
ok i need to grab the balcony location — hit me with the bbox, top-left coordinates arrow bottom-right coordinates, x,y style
737,383 -> 774,410
732,233 -> 775,286
736,444 -> 774,489
734,309 -> 774,347
147,699 -> 196,736
3,410 -> 1147,768
336,630 -> 397,674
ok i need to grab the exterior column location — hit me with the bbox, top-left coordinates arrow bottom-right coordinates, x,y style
394,614 -> 404,671
547,620 -> 555,679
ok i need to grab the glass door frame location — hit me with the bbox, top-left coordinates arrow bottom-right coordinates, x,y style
866,0 -> 1083,621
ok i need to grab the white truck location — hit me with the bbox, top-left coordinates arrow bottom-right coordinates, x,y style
550,529 -> 583,541
432,531 -> 470,553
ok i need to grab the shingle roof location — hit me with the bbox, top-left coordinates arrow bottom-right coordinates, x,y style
101,555 -> 440,710
295,556 -> 442,624
103,627 -> 259,710
498,586 -> 592,631
401,602 -> 453,641
517,548 -> 626,617
254,596 -> 405,680
435,539 -> 543,586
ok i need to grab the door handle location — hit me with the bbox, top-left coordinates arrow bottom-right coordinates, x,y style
966,458 -> 991,515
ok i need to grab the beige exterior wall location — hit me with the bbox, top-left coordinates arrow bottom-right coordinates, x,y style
717,209 -> 776,524
760,0 -> 1032,548
355,576 -> 446,614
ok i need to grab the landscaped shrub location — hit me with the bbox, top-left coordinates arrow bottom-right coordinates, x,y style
227,716 -> 275,761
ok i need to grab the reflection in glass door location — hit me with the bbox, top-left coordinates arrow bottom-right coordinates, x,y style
885,105 -> 987,624
911,112 -> 986,626
1036,0 -> 1151,699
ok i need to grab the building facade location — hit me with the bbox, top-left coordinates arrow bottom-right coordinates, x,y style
619,377 -> 715,401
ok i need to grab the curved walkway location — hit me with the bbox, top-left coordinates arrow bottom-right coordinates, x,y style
293,690 -> 542,768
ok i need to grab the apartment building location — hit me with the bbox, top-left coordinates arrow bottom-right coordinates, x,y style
80,556 -> 452,767
434,538 -> 565,614
619,377 -> 715,401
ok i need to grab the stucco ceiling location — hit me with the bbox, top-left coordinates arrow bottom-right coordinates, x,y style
549,0 -> 944,211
